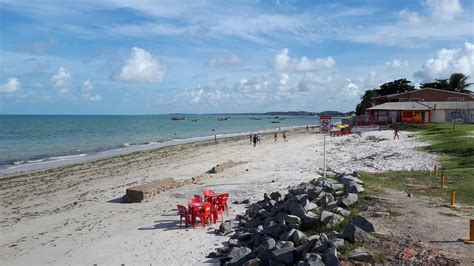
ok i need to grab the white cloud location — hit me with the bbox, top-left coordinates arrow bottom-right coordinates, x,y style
383,59 -> 409,69
89,95 -> 102,102
398,9 -> 422,24
415,42 -> 473,80
0,77 -> 20,93
425,0 -> 462,21
273,48 -> 335,72
51,67 -> 71,88
80,80 -> 93,92
207,54 -> 242,68
113,47 -> 166,84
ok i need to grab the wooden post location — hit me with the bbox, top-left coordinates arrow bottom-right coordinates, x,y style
440,175 -> 445,188
451,191 -> 455,205
460,220 -> 474,244
433,165 -> 438,176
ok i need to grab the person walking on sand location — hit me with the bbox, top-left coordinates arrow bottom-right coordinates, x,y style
393,128 -> 400,139
283,132 -> 287,142
253,133 -> 257,147
249,133 -> 253,145
274,132 -> 277,142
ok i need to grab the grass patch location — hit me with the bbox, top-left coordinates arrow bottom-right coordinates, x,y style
338,241 -> 363,260
362,124 -> 474,206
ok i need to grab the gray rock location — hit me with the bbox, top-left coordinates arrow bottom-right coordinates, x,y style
342,223 -> 375,243
289,201 -> 306,218
257,225 -> 264,233
307,188 -> 323,200
276,240 -> 295,249
225,246 -> 253,266
218,221 -> 233,235
258,237 -> 276,250
301,211 -> 319,225
323,247 -> 340,266
340,175 -> 363,185
283,214 -> 302,225
263,223 -> 284,238
292,230 -> 307,246
258,208 -> 270,218
304,200 -> 319,212
339,193 -> 358,208
270,191 -> 283,201
311,239 -> 329,253
320,211 -> 344,227
264,193 -> 271,201
279,229 -> 296,241
325,201 -> 339,210
319,193 -> 334,207
242,258 -> 261,266
307,234 -> 320,244
345,182 -> 364,193
352,215 -> 375,233
271,247 -> 295,265
305,253 -> 324,266
334,207 -> 351,217
330,237 -> 345,249
296,261 -> 309,266
268,259 -> 286,266
296,194 -> 309,203
347,247 -> 373,262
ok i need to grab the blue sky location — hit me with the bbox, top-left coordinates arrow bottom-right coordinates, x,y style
0,0 -> 472,114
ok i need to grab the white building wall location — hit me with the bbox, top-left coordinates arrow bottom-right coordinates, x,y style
431,110 -> 445,123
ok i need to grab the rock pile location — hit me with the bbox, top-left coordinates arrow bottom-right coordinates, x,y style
210,173 -> 376,265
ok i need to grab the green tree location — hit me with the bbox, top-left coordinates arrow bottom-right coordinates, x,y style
355,89 -> 379,115
378,78 -> 415,96
420,79 -> 449,90
448,73 -> 472,93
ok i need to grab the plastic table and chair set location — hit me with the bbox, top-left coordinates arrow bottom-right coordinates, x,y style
177,189 -> 229,228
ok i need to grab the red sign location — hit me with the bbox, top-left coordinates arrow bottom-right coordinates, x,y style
320,115 -> 331,134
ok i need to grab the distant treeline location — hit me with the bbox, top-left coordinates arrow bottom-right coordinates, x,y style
264,111 -> 354,116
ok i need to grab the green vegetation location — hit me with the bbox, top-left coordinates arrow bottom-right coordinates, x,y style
361,124 -> 474,206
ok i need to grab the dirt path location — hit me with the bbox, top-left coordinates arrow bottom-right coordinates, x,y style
363,188 -> 474,264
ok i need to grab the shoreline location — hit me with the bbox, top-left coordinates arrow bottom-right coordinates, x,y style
0,125 -> 318,176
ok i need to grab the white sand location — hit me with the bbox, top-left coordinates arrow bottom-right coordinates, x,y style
0,130 -> 437,265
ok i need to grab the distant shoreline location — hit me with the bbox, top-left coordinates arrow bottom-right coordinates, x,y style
0,125 -> 319,176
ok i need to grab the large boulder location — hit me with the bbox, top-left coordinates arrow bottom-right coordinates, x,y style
224,246 -> 253,266
340,175 -> 363,185
352,215 -> 375,233
292,230 -> 307,246
263,223 -> 284,238
283,214 -> 302,225
320,211 -> 344,227
271,247 -> 295,265
303,200 -> 319,212
342,223 -> 375,243
339,193 -> 358,208
323,247 -> 340,266
279,229 -> 296,242
318,193 -> 335,208
347,248 -> 373,262
305,253 -> 324,266
301,211 -> 319,225
345,182 -> 364,193
218,221 -> 233,235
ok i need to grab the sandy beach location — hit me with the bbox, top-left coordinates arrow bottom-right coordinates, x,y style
0,129 -> 444,264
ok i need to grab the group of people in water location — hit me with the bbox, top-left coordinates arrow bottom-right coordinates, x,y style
250,132 -> 287,147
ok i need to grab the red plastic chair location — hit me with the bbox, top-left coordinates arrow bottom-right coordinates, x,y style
212,193 -> 229,222
203,189 -> 215,202
194,194 -> 203,202
191,203 -> 213,228
188,198 -> 200,209
177,205 -> 191,227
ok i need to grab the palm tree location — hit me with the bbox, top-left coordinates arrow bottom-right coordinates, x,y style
448,73 -> 472,93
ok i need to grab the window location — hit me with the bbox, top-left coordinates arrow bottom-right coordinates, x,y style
448,97 -> 460,101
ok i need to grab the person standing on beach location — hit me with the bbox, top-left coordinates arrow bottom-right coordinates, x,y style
306,125 -> 309,131
249,133 -> 253,145
393,128 -> 400,139
283,132 -> 287,142
257,133 -> 261,144
274,132 -> 277,142
253,134 -> 257,147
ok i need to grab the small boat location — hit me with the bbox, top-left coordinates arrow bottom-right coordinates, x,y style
171,117 -> 185,121
271,121 -> 280,123
192,119 -> 198,122
217,117 -> 229,121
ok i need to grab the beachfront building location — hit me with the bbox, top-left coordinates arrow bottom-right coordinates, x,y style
372,88 -> 473,105
367,101 -> 474,124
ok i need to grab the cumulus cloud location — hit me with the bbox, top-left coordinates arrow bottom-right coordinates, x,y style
0,77 -> 20,93
207,54 -> 242,68
425,0 -> 462,21
89,95 -> 102,102
113,47 -> 166,84
80,80 -> 93,92
398,9 -> 422,24
415,42 -> 473,80
383,59 -> 409,69
51,67 -> 71,88
273,48 -> 335,72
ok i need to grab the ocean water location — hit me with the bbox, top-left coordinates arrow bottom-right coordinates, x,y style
0,114 -> 326,170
